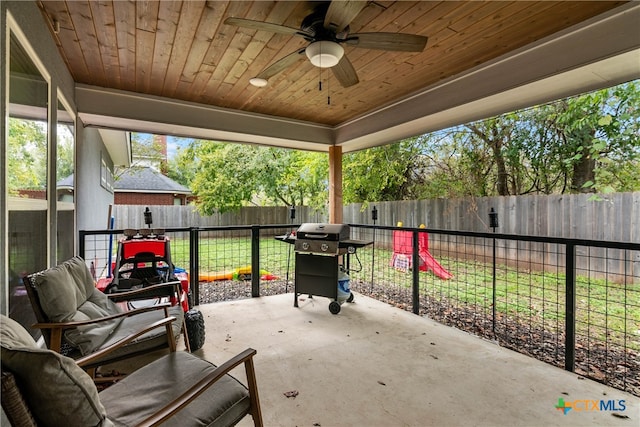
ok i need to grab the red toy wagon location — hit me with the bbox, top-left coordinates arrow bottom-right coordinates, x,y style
96,226 -> 205,350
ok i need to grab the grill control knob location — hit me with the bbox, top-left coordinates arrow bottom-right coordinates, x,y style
321,243 -> 329,252
302,242 -> 310,250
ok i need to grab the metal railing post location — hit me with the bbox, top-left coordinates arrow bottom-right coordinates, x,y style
565,243 -> 576,372
189,228 -> 200,306
492,237 -> 497,333
78,230 -> 86,259
251,225 -> 260,297
412,229 -> 420,314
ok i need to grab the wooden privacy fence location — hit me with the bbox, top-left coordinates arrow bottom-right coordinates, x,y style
113,192 -> 638,242
345,192 -> 639,242
345,193 -> 638,281
111,193 -> 638,279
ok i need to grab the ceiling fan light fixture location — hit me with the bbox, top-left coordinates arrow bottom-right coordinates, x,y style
306,41 -> 344,68
249,77 -> 268,87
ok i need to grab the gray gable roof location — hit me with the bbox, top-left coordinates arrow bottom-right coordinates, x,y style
57,174 -> 75,188
115,167 -> 191,194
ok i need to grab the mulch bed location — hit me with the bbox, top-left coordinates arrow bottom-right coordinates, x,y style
197,278 -> 639,397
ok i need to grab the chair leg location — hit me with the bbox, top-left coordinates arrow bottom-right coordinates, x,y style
182,317 -> 191,352
86,367 -> 97,379
244,357 -> 263,427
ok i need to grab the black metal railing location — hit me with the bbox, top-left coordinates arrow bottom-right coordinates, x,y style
79,224 -> 639,396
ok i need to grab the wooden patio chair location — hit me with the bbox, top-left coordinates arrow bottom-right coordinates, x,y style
22,256 -> 187,373
1,315 -> 263,426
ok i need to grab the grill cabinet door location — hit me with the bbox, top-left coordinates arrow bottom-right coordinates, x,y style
294,253 -> 339,300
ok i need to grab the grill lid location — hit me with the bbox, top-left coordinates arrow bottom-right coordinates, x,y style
296,223 -> 350,241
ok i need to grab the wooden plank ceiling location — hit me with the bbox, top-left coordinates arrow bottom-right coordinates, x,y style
37,1 -> 626,127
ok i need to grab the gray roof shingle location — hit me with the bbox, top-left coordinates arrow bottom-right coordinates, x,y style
115,167 -> 191,194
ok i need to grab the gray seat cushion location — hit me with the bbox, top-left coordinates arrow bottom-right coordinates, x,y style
32,256 -> 124,354
96,305 -> 184,360
100,351 -> 250,427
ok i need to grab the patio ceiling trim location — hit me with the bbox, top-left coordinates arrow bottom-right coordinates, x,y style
77,86 -> 335,152
76,3 -> 640,154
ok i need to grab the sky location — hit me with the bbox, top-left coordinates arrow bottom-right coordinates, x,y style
166,135 -> 193,160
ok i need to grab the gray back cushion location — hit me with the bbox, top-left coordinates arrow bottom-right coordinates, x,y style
32,256 -> 123,355
0,315 -> 109,427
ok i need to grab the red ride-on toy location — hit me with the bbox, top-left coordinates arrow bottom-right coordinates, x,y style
96,227 -> 205,351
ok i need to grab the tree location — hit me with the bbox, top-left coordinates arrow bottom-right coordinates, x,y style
418,81 -> 640,198
7,118 -> 47,193
180,140 -> 327,214
551,82 -> 640,193
117,133 -> 168,177
167,143 -> 197,187
343,137 -> 429,204
56,124 -> 75,182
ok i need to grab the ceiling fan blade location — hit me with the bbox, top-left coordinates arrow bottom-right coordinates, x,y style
324,0 -> 367,32
332,55 -> 359,88
224,17 -> 310,37
348,33 -> 428,52
255,49 -> 306,80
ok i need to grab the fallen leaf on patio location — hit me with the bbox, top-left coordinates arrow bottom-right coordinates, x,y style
430,354 -> 438,360
561,392 -> 568,395
611,413 -> 629,419
377,381 -> 386,386
284,390 -> 299,398
430,342 -> 436,345
313,423 -> 321,426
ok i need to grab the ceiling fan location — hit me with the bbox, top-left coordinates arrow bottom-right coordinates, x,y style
224,1 -> 428,88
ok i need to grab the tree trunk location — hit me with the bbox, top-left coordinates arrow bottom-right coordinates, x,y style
489,128 -> 509,196
571,153 -> 596,193
569,129 -> 597,193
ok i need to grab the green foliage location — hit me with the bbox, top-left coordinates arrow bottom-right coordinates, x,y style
167,142 -> 197,187
7,118 -> 47,193
183,140 -> 327,214
56,124 -> 75,182
414,81 -> 640,198
343,137 -> 429,204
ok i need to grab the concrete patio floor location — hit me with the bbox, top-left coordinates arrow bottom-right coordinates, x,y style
113,292 -> 639,426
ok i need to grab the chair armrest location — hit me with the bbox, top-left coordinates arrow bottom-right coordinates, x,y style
32,303 -> 173,330
106,281 -> 182,303
74,316 -> 177,368
137,348 -> 263,427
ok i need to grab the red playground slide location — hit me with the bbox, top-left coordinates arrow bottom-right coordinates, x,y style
390,228 -> 453,280
419,249 -> 453,280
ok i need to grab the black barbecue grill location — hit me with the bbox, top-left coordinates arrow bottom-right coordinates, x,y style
277,223 -> 372,314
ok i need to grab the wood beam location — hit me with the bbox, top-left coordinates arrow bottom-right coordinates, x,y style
328,146 -> 343,224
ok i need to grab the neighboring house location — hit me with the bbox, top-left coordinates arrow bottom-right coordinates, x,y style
56,175 -> 74,203
114,167 -> 193,206
57,167 -> 194,206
